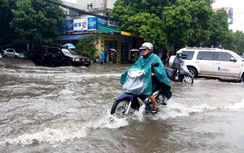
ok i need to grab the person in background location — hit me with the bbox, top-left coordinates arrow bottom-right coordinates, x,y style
132,51 -> 139,63
104,49 -> 108,63
171,50 -> 183,80
100,50 -> 105,65
111,51 -> 116,63
139,51 -> 143,56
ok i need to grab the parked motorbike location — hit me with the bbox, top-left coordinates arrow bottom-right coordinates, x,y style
110,63 -> 167,118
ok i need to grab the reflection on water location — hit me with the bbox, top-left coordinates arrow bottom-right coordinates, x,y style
0,59 -> 244,152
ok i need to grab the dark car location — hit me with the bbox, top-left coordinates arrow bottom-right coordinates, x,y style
31,45 -> 91,67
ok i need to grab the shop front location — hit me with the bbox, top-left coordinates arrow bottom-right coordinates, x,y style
61,17 -> 142,63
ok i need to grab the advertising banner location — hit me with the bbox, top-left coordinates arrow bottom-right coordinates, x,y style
107,20 -> 116,27
88,17 -> 98,30
66,19 -> 74,32
98,18 -> 108,26
73,19 -> 88,31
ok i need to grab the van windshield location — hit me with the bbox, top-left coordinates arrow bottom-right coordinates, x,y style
61,48 -> 77,56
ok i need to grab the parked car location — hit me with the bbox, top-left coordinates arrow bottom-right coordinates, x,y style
3,48 -> 29,59
169,47 -> 244,81
30,45 -> 91,67
0,49 -> 4,56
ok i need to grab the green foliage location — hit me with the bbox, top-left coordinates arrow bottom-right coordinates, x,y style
109,0 -> 239,51
187,0 -> 213,46
109,0 -> 167,46
162,0 -> 193,48
75,34 -> 100,59
207,9 -> 230,47
232,31 -> 244,55
0,0 -> 17,44
9,0 -> 65,45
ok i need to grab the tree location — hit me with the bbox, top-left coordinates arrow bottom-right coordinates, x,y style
75,34 -> 100,60
187,0 -> 213,47
162,0 -> 194,50
109,0 -> 168,46
10,0 -> 65,45
109,0 -> 216,50
207,9 -> 230,47
233,31 -> 244,55
0,0 -> 17,45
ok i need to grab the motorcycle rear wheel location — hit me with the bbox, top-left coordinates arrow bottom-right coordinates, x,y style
110,100 -> 134,118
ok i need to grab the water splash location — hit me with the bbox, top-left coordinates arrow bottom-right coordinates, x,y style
225,99 -> 244,110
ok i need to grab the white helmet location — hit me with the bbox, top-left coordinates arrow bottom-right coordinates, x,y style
176,50 -> 182,54
139,42 -> 153,51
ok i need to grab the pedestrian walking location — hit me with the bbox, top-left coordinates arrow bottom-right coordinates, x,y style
100,50 -> 105,65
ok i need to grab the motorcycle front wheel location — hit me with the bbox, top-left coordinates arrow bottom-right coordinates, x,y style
110,100 -> 134,118
183,76 -> 194,84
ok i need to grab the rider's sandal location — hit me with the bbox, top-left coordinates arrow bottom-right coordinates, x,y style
151,106 -> 159,114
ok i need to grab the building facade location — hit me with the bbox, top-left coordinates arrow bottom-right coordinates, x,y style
60,0 -> 142,63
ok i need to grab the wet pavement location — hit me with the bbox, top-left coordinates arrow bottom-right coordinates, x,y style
0,58 -> 244,153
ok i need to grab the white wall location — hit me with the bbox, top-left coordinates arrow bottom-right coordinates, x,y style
62,0 -> 77,4
63,0 -> 116,9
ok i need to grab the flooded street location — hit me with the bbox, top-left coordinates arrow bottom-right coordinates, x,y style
0,59 -> 244,153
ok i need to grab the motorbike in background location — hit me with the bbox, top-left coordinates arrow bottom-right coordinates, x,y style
165,62 -> 194,84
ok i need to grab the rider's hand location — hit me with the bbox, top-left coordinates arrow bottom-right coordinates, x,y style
152,73 -> 155,76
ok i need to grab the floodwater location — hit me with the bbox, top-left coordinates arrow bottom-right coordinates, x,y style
0,58 -> 244,153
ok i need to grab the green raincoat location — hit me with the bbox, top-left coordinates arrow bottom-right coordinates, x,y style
120,53 -> 172,99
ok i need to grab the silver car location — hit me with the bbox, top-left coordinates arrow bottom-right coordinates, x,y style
3,48 -> 29,59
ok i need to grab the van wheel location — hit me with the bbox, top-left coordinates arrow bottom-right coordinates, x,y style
188,67 -> 197,78
35,59 -> 43,66
62,61 -> 71,66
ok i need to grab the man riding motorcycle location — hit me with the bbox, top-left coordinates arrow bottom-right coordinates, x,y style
120,42 -> 172,114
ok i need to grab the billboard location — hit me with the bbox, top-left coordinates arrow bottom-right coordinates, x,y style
66,19 -> 74,32
73,18 -> 88,31
88,17 -> 98,30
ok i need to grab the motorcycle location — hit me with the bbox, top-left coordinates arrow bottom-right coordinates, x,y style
110,63 -> 167,118
165,63 -> 194,84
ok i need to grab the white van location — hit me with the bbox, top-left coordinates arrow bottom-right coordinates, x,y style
169,47 -> 244,81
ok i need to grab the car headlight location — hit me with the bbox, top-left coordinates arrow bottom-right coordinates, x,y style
72,58 -> 80,61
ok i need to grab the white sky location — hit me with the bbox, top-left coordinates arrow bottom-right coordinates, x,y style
212,0 -> 244,32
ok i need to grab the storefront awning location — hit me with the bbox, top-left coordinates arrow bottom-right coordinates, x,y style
62,35 -> 84,40
98,25 -> 120,34
121,31 -> 135,37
